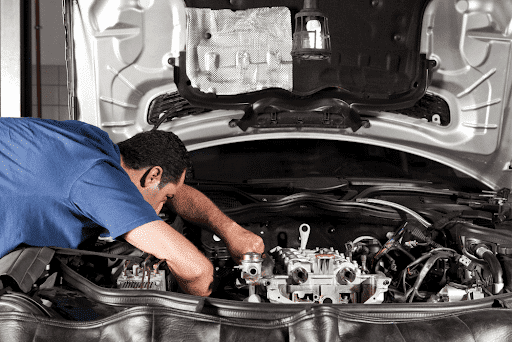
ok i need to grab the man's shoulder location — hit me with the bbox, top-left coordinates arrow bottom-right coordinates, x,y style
0,118 -> 121,192
0,117 -> 108,138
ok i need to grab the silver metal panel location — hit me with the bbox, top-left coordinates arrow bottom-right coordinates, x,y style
72,0 -> 186,135
70,0 -> 512,189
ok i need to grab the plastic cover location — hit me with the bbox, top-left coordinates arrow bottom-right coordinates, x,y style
0,247 -> 54,293
186,7 -> 293,95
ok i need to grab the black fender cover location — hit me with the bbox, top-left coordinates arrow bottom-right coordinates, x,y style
0,306 -> 511,342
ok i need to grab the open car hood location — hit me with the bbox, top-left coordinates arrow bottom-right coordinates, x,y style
68,0 -> 512,189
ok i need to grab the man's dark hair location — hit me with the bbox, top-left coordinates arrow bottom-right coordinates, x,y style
117,130 -> 191,186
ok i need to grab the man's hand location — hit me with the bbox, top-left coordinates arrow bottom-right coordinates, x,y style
169,184 -> 265,264
221,223 -> 264,264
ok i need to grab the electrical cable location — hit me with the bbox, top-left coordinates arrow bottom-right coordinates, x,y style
356,198 -> 431,228
140,263 -> 146,289
146,264 -> 152,289
352,236 -> 382,246
372,222 -> 410,270
400,248 -> 458,302
407,249 -> 457,302
141,255 -> 152,289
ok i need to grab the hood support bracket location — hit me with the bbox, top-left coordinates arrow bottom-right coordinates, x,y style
232,99 -> 369,132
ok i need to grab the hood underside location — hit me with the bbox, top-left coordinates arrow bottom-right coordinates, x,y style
68,0 -> 512,190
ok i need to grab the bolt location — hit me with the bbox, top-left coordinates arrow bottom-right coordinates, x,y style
455,0 -> 469,13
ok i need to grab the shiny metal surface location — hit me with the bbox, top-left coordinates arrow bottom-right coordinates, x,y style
72,0 -> 512,189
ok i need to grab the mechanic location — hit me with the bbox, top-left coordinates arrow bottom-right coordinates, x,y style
0,117 -> 264,297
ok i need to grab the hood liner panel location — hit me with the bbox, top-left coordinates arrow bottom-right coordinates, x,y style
179,0 -> 433,111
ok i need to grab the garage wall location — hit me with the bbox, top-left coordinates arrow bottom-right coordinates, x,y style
31,0 -> 67,120
32,65 -> 68,120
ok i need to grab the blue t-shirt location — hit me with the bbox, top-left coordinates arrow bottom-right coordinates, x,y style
0,118 -> 161,258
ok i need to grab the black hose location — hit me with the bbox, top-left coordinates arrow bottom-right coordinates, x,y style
478,248 -> 504,294
101,241 -> 136,256
498,254 -> 512,292
408,255 -> 440,303
394,244 -> 415,262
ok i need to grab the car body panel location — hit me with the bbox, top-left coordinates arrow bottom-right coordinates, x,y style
71,0 -> 186,131
69,0 -> 512,190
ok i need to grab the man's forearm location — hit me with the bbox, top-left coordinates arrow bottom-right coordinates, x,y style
169,184 -> 265,262
169,183 -> 237,239
123,220 -> 214,296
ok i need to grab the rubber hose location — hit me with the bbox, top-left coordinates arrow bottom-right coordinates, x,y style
498,254 -> 512,292
478,248 -> 504,294
103,241 -> 135,256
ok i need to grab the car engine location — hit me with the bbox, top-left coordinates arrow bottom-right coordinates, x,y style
188,190 -> 512,305
237,224 -> 391,304
240,247 -> 391,304
223,221 -> 504,305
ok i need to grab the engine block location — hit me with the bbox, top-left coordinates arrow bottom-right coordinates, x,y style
240,246 -> 391,304
116,262 -> 166,291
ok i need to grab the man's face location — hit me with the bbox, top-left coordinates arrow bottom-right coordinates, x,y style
121,157 -> 186,214
140,170 -> 186,214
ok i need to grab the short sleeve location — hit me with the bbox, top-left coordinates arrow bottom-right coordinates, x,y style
69,161 -> 162,238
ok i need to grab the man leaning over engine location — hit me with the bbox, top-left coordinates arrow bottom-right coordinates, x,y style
0,118 -> 264,296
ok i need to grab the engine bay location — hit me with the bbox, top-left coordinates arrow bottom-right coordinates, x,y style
5,184 -> 512,322
105,187 -> 512,305
208,221 -> 501,304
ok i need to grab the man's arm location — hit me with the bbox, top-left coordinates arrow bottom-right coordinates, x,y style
169,184 -> 264,263
122,220 -> 214,297
69,162 -> 215,296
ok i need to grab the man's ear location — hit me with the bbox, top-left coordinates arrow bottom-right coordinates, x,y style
141,166 -> 163,188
